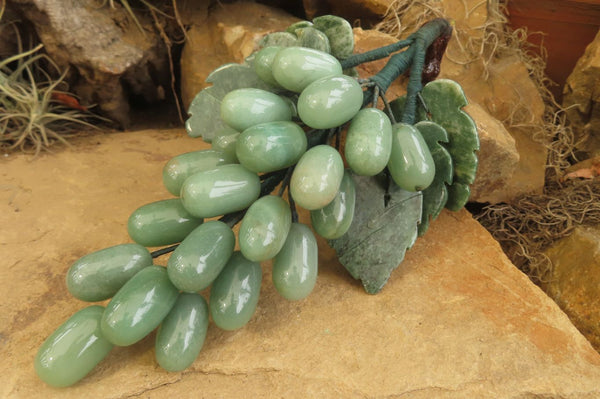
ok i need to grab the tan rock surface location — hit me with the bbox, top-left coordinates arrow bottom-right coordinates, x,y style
1,130 -> 600,398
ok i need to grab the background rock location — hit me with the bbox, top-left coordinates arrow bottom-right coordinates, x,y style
2,131 -> 600,398
563,30 -> 600,158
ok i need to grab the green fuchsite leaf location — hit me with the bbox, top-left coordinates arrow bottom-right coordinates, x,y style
417,79 -> 479,210
414,121 -> 453,236
259,31 -> 298,48
329,175 -> 422,294
312,15 -> 354,59
186,63 -> 274,142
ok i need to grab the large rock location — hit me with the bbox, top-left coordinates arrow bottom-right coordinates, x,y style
2,130 -> 600,398
563,30 -> 600,157
543,225 -> 600,352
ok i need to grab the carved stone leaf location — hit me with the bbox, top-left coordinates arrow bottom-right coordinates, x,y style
185,63 -> 274,142
415,121 -> 453,236
329,174 -> 422,294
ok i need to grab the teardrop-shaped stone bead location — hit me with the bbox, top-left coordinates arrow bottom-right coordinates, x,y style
167,220 -> 235,292
66,243 -> 152,302
310,170 -> 356,239
297,75 -> 363,129
220,88 -> 291,132
272,47 -> 342,93
236,121 -> 307,173
35,306 -> 114,387
211,126 -> 240,162
209,252 -> 262,331
388,123 -> 436,192
238,195 -> 291,261
253,46 -> 283,87
163,149 -> 236,196
290,145 -> 344,210
101,266 -> 179,346
272,223 -> 318,301
345,108 -> 392,176
180,164 -> 261,218
155,293 -> 209,372
127,199 -> 203,247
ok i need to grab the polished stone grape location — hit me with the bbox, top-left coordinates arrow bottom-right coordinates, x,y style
236,121 -> 307,173
101,266 -> 179,346
272,223 -> 318,301
211,126 -> 240,162
66,243 -> 152,302
209,252 -> 262,331
220,88 -> 292,132
297,75 -> 363,129
167,220 -> 235,292
180,164 -> 261,218
290,145 -> 344,210
238,195 -> 291,262
35,306 -> 113,387
128,199 -> 203,247
388,123 -> 436,192
163,149 -> 235,196
295,27 -> 331,54
272,47 -> 342,93
253,46 -> 283,87
345,108 -> 392,176
155,293 -> 209,372
310,170 -> 356,239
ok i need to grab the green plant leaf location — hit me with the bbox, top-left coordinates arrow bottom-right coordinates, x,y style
312,15 -> 354,59
329,174 -> 422,294
185,63 -> 274,142
415,121 -> 453,236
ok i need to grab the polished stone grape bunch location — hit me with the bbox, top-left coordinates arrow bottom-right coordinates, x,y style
35,15 -> 478,388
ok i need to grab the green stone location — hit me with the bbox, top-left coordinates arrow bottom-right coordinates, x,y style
220,88 -> 292,132
211,126 -> 240,162
101,266 -> 179,346
345,108 -> 392,176
285,20 -> 313,34
290,145 -> 345,210
155,293 -> 209,372
236,121 -> 307,173
239,195 -> 291,262
297,75 -> 363,129
310,170 -> 356,239
272,223 -> 318,301
296,27 -> 331,53
259,31 -> 298,48
180,164 -> 261,218
253,46 -> 283,87
35,306 -> 114,387
66,243 -> 152,302
162,149 -> 236,196
127,199 -> 203,247
312,15 -> 354,59
272,47 -> 342,93
209,252 -> 262,331
388,123 -> 436,192
167,220 -> 235,292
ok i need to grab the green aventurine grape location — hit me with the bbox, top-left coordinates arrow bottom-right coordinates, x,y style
290,145 -> 344,210
272,223 -> 318,301
271,47 -> 342,93
345,108 -> 392,176
167,220 -> 235,292
66,243 -> 152,302
297,75 -> 363,129
388,123 -> 436,192
253,46 -> 283,87
310,170 -> 356,239
180,164 -> 261,218
209,252 -> 262,331
295,27 -> 331,53
35,306 -> 114,387
236,121 -> 307,173
162,149 -> 235,196
220,88 -> 291,132
128,199 -> 203,247
155,293 -> 209,372
238,195 -> 292,262
101,266 -> 179,346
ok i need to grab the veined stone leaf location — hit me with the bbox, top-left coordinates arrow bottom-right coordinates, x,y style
415,121 -> 453,236
312,15 -> 354,59
259,32 -> 298,48
329,174 -> 422,294
185,63 -> 275,142
296,27 -> 331,53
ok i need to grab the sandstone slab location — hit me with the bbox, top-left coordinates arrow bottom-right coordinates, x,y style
1,130 -> 600,398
